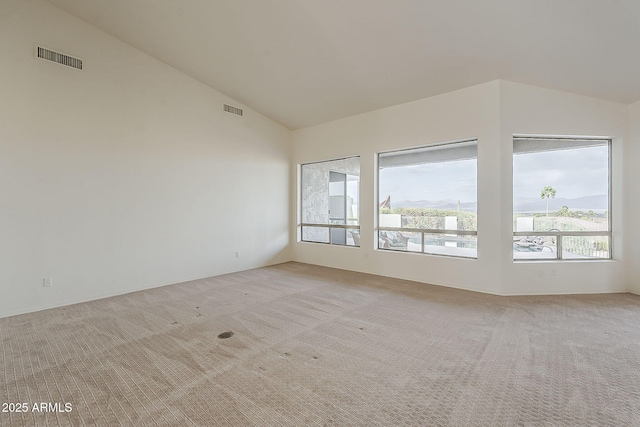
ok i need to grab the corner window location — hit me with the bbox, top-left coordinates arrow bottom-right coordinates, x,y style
301,157 -> 360,246
378,140 -> 478,258
513,137 -> 611,260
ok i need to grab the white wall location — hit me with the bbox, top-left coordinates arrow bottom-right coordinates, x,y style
627,101 -> 640,295
292,80 -> 629,295
0,0 -> 291,317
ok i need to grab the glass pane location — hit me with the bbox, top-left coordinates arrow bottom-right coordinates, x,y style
346,229 -> 360,247
346,175 -> 359,223
513,140 -> 609,233
378,141 -> 478,236
301,157 -> 360,226
513,235 -> 557,260
302,226 -> 329,244
302,226 -> 361,247
562,236 -> 610,259
424,233 -> 477,258
329,171 -> 346,224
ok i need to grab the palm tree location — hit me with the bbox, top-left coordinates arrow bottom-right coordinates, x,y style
540,186 -> 556,217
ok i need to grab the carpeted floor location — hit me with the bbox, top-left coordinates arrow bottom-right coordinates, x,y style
1,262 -> 640,426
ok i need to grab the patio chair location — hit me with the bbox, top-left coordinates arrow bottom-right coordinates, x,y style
379,231 -> 409,250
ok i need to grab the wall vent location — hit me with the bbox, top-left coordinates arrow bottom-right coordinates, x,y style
223,104 -> 243,116
36,46 -> 83,70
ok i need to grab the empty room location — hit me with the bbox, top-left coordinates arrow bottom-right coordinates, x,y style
2,0 -> 640,425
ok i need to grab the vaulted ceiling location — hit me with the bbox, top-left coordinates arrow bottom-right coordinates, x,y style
46,0 -> 640,129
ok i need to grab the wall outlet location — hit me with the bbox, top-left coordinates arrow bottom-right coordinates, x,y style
235,252 -> 240,258
43,277 -> 53,287
550,268 -> 556,277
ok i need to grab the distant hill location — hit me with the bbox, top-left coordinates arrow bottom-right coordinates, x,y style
513,195 -> 607,213
391,195 -> 607,213
393,199 -> 477,212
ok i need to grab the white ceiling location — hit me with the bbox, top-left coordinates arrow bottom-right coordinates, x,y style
46,0 -> 640,130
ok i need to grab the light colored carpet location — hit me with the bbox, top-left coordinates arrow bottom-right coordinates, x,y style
1,262 -> 640,426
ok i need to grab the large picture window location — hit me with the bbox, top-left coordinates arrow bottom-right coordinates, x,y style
378,140 -> 478,258
301,157 -> 360,246
513,137 -> 611,260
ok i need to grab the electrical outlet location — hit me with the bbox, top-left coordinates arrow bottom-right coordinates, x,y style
43,277 -> 53,287
550,268 -> 556,277
235,252 -> 240,258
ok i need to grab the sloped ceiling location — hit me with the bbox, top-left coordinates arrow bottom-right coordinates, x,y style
46,0 -> 640,129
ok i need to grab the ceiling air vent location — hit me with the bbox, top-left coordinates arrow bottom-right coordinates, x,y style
36,46 -> 83,70
223,104 -> 243,116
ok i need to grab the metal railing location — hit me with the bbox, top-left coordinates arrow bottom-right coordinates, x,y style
513,230 -> 611,260
301,225 -> 610,259
378,227 -> 477,257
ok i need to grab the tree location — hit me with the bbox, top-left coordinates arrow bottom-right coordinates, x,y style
540,186 -> 556,217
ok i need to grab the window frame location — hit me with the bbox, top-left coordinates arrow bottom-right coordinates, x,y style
377,139 -> 478,259
512,136 -> 612,261
300,156 -> 360,246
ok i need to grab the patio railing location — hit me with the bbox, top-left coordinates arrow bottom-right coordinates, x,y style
513,230 -> 611,260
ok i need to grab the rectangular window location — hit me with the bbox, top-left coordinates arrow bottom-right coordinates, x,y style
513,137 -> 611,260
301,157 -> 360,246
378,140 -> 478,258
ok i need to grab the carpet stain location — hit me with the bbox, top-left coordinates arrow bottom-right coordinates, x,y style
218,331 -> 234,339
